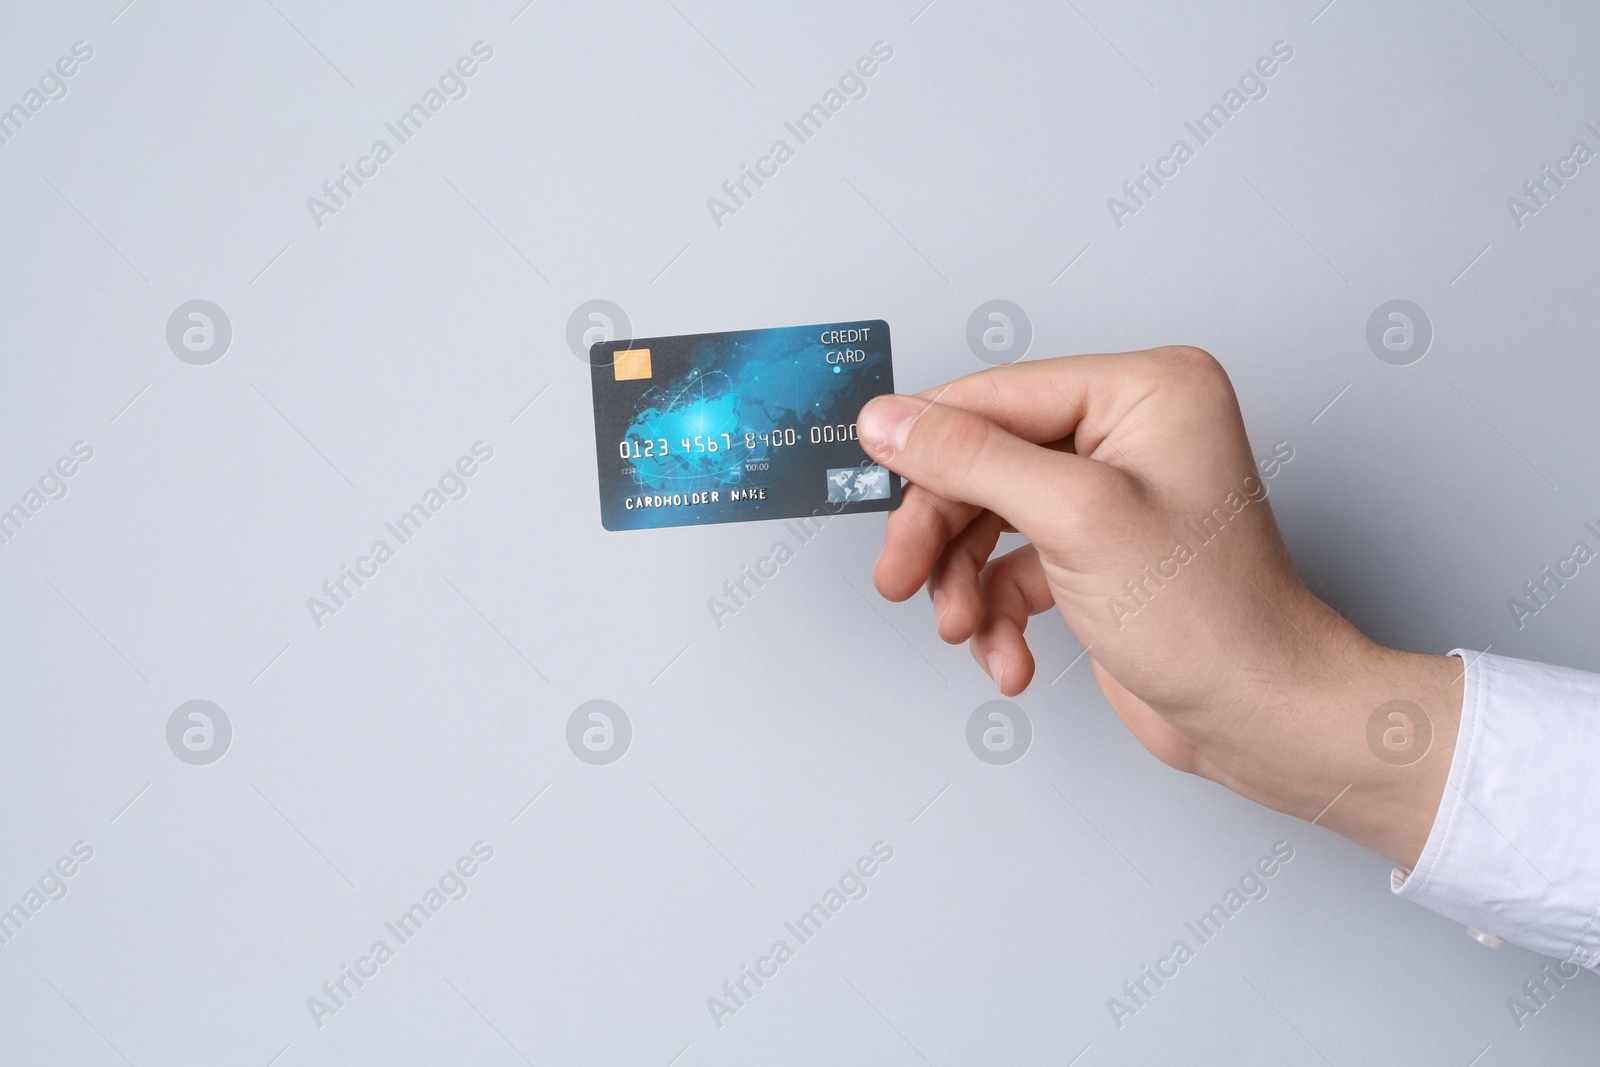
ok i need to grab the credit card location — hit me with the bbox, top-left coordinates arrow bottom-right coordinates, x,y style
589,319 -> 901,531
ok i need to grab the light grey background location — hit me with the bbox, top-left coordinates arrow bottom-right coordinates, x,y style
3,0 -> 1599,1063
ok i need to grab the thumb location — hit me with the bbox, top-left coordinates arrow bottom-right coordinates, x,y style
858,393 -> 1094,534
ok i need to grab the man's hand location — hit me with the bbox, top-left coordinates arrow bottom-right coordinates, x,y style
857,347 -> 1462,868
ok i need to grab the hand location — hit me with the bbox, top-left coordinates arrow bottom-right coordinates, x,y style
857,347 -> 1462,867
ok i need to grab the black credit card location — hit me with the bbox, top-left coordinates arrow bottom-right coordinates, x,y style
589,320 -> 901,530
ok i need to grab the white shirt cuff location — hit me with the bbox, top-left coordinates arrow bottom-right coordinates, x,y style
1391,649 -> 1600,966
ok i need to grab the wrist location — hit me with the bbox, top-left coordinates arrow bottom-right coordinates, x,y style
1190,596 -> 1463,867
1311,642 -> 1463,867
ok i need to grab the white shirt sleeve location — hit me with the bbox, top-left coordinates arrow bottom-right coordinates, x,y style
1391,649 -> 1600,967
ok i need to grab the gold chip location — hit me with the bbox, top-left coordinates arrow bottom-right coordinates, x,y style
613,348 -> 652,381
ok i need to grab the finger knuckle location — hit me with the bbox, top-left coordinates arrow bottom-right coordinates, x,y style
1164,345 -> 1230,386
1046,461 -> 1130,535
1139,347 -> 1241,420
1077,460 -> 1125,505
